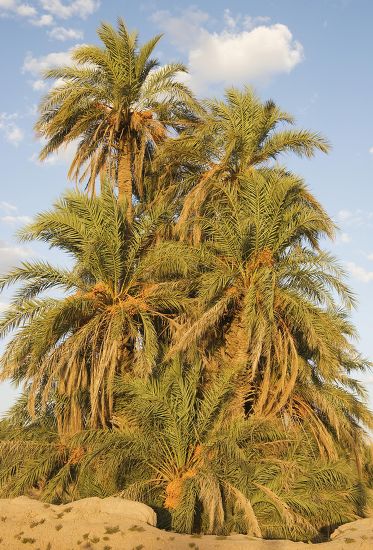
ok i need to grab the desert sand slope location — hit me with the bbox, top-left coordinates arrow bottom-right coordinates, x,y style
0,496 -> 372,550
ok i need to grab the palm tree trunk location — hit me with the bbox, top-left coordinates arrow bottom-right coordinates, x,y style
118,142 -> 133,222
224,315 -> 249,369
222,314 -> 252,416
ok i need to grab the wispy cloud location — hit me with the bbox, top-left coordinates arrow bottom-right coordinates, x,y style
39,0 -> 100,20
31,79 -> 47,91
0,1 -> 98,36
0,0 -> 49,25
0,112 -> 24,146
30,138 -> 77,166
0,201 -> 17,213
23,45 -> 80,75
346,261 -> 373,283
31,13 -> 53,26
1,215 -> 32,225
336,208 -> 373,228
339,232 -> 351,244
0,0 -> 36,18
5,125 -> 24,146
23,44 -> 83,88
0,201 -> 32,226
48,25 -> 83,41
0,239 -> 33,274
337,209 -> 354,222
152,7 -> 304,92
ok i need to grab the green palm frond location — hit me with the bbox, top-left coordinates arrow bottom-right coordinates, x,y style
36,18 -> 200,218
0,182 -> 195,432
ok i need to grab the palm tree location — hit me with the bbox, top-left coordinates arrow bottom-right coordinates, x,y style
168,169 -> 373,455
0,394 -> 66,501
0,363 -> 364,540
35,18 -> 199,221
0,183 -> 195,433
290,366 -> 373,460
0,18 -> 370,537
156,87 -> 329,236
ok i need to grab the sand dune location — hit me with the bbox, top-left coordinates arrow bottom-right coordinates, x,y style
0,496 -> 371,549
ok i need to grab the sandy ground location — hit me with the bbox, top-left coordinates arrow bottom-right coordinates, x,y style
0,496 -> 371,550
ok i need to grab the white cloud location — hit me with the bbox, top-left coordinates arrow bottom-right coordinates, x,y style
0,201 -> 17,213
153,8 -> 209,50
336,208 -> 373,228
0,0 -> 42,22
0,1 -> 54,25
32,13 -> 53,25
0,240 -> 32,274
346,262 -> 373,283
0,0 -> 59,44
6,125 -> 24,145
26,103 -> 38,116
1,0 -> 100,23
16,3 -> 36,16
0,202 -> 32,225
0,112 -> 24,146
31,78 -> 47,90
369,147 -> 373,154
48,25 -> 83,41
223,8 -> 237,30
222,11 -> 271,32
23,45 -> 85,91
30,138 -> 77,166
0,0 -> 36,17
337,209 -> 353,222
0,1 -> 97,33
1,215 -> 32,225
22,44 -> 81,76
152,8 -> 303,91
40,0 -> 100,20
340,232 -> 351,243
0,0 -> 15,9
243,15 -> 271,30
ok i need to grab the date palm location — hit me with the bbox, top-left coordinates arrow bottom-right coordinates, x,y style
156,87 -> 329,236
66,362 -> 364,539
168,169 -> 373,454
0,364 -> 365,540
0,183 -> 194,433
35,18 -> 198,221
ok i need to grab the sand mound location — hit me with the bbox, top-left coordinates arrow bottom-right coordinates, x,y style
0,496 -> 372,549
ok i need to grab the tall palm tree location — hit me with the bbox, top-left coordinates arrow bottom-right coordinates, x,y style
66,362 -> 365,539
0,363 -> 364,540
0,183 -> 194,433
156,87 -> 329,236
168,169 -> 373,454
35,18 -> 199,221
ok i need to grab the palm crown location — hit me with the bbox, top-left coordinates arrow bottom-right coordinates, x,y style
169,169 -> 372,454
157,87 -> 330,233
0,184 -> 193,433
36,18 -> 198,221
0,362 -> 363,541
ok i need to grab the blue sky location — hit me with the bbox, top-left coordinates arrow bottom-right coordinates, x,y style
0,0 -> 373,413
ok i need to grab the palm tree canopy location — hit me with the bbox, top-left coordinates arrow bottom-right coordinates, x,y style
168,170 -> 373,454
0,183 -> 196,433
35,18 -> 200,210
0,362 -> 365,541
155,87 -> 330,231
